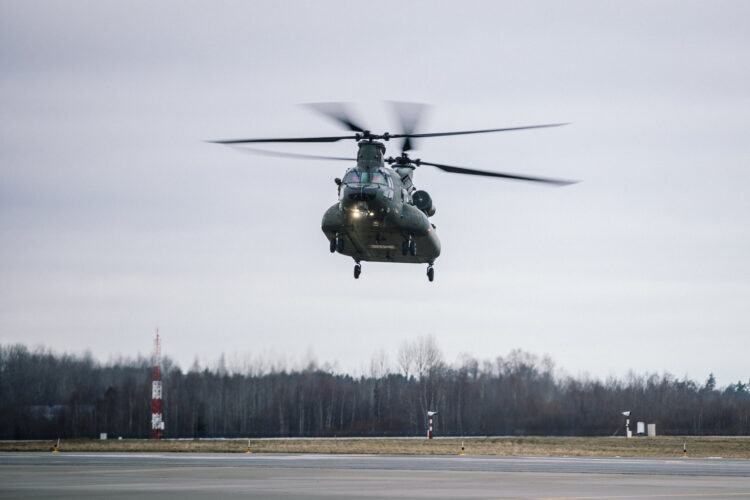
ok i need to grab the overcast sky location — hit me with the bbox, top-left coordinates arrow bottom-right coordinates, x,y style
1,1 -> 748,384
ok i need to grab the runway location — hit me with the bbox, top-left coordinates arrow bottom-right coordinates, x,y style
1,453 -> 749,499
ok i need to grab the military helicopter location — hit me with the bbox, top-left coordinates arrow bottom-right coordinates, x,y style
212,103 -> 576,282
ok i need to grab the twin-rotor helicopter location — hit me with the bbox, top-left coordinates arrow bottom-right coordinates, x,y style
212,102 -> 576,282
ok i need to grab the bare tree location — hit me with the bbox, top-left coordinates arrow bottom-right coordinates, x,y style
413,335 -> 443,379
369,349 -> 390,379
397,341 -> 415,380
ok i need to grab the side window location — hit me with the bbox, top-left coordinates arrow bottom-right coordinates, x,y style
371,173 -> 386,185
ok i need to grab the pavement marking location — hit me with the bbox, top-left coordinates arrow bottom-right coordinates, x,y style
534,493 -> 750,499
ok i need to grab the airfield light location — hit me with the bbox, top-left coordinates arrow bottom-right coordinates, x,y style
427,411 -> 437,439
621,410 -> 631,438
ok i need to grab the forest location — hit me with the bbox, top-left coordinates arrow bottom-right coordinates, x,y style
1,338 -> 748,439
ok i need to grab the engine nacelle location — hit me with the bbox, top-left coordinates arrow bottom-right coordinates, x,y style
412,190 -> 436,217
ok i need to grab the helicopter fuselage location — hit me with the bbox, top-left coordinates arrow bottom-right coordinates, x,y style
213,102 -> 572,281
321,141 -> 441,265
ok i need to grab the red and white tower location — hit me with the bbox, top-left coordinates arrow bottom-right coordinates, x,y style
427,411 -> 437,439
151,330 -> 165,439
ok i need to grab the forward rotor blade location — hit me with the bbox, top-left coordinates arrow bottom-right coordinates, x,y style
391,123 -> 568,140
229,146 -> 355,162
389,101 -> 429,153
209,135 -> 357,144
420,160 -> 578,186
304,102 -> 367,133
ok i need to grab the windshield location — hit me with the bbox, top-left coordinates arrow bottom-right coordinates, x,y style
343,170 -> 388,185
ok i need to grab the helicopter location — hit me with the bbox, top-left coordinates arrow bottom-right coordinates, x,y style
211,103 -> 576,282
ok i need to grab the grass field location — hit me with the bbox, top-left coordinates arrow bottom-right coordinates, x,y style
1,436 -> 748,458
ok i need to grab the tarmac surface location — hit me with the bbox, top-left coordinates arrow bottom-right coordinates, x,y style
1,452 -> 749,499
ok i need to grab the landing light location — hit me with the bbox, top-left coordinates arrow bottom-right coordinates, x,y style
351,209 -> 374,218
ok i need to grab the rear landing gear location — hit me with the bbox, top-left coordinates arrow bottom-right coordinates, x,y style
329,237 -> 337,253
427,264 -> 435,282
354,262 -> 362,279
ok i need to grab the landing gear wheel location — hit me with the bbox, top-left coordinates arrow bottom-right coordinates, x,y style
354,263 -> 362,279
409,239 -> 417,256
427,265 -> 435,282
401,240 -> 409,256
336,236 -> 346,253
329,237 -> 337,253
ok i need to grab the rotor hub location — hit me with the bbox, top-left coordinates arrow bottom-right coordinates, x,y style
385,152 -> 420,168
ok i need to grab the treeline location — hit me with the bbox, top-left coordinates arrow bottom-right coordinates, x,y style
1,338 -> 748,439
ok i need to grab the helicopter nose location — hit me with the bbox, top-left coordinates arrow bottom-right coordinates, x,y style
343,185 -> 378,202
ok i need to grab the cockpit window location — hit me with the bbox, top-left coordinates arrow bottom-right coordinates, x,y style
343,171 -> 361,184
343,170 -> 388,185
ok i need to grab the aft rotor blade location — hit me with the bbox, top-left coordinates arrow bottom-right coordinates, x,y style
391,123 -> 568,140
304,102 -> 367,133
210,135 -> 357,144
389,101 -> 429,153
420,160 -> 578,186
230,146 -> 355,162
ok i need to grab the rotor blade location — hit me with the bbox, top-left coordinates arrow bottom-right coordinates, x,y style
303,102 -> 367,133
391,123 -> 568,140
420,160 -> 578,186
389,101 -> 429,153
209,135 -> 357,144
229,146 -> 355,162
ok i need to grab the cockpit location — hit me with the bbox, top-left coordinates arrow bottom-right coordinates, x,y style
343,170 -> 389,186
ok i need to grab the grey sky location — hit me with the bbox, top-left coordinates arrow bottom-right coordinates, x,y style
1,1 -> 748,384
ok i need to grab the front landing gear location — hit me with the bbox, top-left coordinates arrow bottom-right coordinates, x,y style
354,262 -> 362,279
401,236 -> 417,257
427,264 -> 435,282
330,234 -> 345,253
